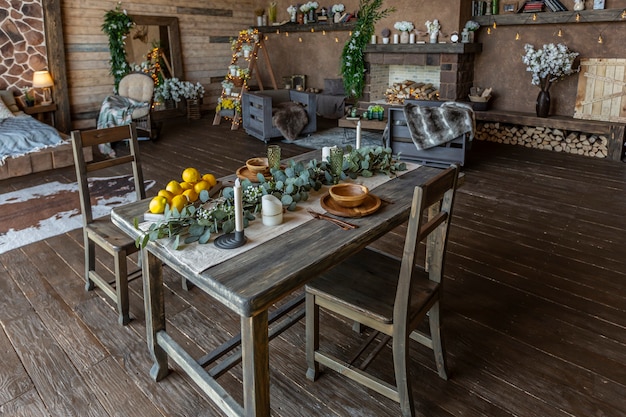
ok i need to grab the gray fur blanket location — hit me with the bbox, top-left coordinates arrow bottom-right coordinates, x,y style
273,102 -> 309,141
403,102 -> 475,150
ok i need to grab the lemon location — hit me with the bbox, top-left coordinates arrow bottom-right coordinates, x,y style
182,167 -> 200,184
180,181 -> 194,191
157,189 -> 174,203
170,194 -> 187,212
194,180 -> 211,194
165,180 -> 183,195
202,173 -> 217,187
149,196 -> 167,214
183,189 -> 199,203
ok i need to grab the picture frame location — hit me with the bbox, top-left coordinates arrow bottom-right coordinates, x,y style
502,1 -> 518,13
291,74 -> 306,91
593,0 -> 605,9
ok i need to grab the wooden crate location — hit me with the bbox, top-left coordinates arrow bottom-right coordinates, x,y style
574,58 -> 626,123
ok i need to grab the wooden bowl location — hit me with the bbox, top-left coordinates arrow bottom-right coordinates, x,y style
329,184 -> 369,208
246,157 -> 269,174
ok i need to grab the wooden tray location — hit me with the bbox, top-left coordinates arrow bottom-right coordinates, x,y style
236,166 -> 271,182
320,192 -> 381,218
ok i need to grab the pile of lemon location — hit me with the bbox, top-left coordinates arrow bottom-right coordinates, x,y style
149,167 -> 217,214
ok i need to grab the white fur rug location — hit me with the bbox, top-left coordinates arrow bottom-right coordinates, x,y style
0,175 -> 155,254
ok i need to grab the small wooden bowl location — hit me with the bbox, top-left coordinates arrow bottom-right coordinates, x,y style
329,184 -> 369,208
246,157 -> 269,174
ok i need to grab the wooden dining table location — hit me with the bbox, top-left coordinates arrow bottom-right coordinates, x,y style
110,150 -> 445,417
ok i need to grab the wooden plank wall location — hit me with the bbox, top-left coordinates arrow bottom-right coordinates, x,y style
62,0 -> 256,130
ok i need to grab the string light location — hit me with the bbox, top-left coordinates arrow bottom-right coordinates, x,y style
299,37 -> 303,42
532,13 -> 537,21
598,34 -> 603,43
487,27 -> 491,35
276,29 -> 280,34
622,9 -> 626,19
285,32 -> 289,37
557,28 -> 563,37
515,32 -> 520,40
310,28 -> 315,32
492,21 -> 497,29
264,35 -> 268,41
576,13 -> 581,22
335,37 -> 339,42
322,30 -> 326,35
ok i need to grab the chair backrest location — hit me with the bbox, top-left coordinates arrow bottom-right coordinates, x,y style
71,123 -> 146,226
118,73 -> 154,103
393,164 -> 459,326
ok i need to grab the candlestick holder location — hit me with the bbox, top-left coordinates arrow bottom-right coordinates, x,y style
214,230 -> 247,249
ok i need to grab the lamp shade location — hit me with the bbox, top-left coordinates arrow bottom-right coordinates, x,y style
32,71 -> 54,88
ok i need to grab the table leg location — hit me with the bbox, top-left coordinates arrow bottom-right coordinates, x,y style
143,250 -> 169,381
241,310 -> 270,417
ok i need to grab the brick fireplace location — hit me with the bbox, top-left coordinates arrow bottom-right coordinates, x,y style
361,43 -> 482,104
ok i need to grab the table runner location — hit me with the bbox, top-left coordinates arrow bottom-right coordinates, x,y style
142,162 -> 420,275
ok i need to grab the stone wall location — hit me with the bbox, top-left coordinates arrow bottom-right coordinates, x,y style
0,0 -> 47,96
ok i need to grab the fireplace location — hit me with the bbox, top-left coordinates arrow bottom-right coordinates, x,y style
362,43 -> 482,104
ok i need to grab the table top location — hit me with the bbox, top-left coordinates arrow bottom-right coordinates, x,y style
111,150 -> 442,318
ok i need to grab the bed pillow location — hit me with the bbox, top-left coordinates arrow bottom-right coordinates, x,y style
0,90 -> 20,114
0,98 -> 15,119
323,78 -> 345,96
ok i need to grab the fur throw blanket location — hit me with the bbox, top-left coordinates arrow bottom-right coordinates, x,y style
403,102 -> 475,150
273,102 -> 309,141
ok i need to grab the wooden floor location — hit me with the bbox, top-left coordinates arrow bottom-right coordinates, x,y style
1,115 -> 625,417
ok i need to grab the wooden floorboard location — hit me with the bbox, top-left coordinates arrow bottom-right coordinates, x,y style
1,114 -> 625,416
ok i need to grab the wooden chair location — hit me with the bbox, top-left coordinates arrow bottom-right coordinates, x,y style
305,165 -> 460,417
117,73 -> 155,139
71,123 -> 146,325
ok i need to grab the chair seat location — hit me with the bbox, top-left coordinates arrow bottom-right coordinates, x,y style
131,106 -> 150,120
86,218 -> 139,254
306,249 -> 439,325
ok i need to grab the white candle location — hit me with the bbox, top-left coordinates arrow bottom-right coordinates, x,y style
393,34 -> 399,44
371,35 -> 377,44
356,120 -> 362,149
409,33 -> 416,43
262,195 -> 283,226
322,146 -> 332,161
234,178 -> 244,232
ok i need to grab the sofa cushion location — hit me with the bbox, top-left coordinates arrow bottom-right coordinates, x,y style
323,78 -> 345,96
0,90 -> 20,114
0,98 -> 15,119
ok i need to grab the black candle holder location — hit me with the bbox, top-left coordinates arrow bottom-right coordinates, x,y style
214,230 -> 247,249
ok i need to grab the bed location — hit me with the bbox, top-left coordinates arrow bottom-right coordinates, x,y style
0,90 -> 92,180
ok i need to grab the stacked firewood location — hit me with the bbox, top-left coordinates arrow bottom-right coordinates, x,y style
476,122 -> 609,158
384,80 -> 439,104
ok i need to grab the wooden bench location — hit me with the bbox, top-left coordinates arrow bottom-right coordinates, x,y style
474,110 -> 626,162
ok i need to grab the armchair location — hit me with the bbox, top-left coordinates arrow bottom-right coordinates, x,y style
242,89 -> 317,142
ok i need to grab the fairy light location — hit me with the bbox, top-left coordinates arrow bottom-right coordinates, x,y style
276,29 -> 280,34
264,35 -> 269,41
515,32 -> 520,40
576,13 -> 580,22
322,30 -> 326,35
487,27 -> 491,35
598,34 -> 603,43
310,28 -> 315,33
557,28 -> 563,37
285,31 -> 289,37
335,37 -> 339,42
299,37 -> 303,42
532,13 -> 537,21
492,21 -> 497,29
622,9 -> 626,18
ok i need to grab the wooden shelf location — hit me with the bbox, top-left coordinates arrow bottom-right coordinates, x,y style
474,8 -> 626,26
365,43 -> 483,54
255,21 -> 356,33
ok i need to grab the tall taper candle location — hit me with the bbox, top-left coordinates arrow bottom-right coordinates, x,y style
234,178 -> 243,232
356,120 -> 362,149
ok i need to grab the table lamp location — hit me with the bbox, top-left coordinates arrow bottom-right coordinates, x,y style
32,70 -> 54,105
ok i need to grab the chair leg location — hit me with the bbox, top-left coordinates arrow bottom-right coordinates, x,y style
84,237 -> 96,291
113,250 -> 131,326
305,292 -> 320,381
393,336 -> 415,417
429,301 -> 448,380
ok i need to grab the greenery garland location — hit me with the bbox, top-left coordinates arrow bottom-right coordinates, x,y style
102,2 -> 134,93
341,0 -> 395,98
136,146 -> 406,249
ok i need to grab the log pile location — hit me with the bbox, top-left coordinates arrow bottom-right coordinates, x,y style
385,80 -> 439,104
476,122 -> 609,158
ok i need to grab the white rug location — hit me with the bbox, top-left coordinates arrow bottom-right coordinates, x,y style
0,175 -> 155,254
285,127 -> 385,149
